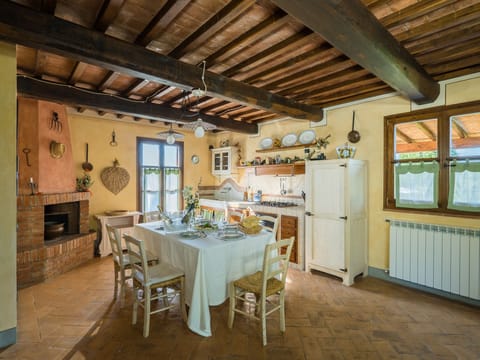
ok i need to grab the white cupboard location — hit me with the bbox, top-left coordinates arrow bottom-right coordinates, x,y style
305,159 -> 368,285
211,146 -> 237,175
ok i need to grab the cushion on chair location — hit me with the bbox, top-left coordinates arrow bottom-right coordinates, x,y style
133,262 -> 184,286
233,271 -> 284,296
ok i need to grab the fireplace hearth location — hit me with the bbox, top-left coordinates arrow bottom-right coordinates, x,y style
44,201 -> 80,241
17,192 -> 96,288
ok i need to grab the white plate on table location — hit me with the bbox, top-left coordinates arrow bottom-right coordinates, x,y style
281,133 -> 297,147
217,231 -> 245,241
260,137 -> 273,149
298,130 -> 316,144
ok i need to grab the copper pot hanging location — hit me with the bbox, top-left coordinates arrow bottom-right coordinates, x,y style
348,110 -> 361,143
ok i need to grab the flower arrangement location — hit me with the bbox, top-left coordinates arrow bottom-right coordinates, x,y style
76,172 -> 94,192
181,186 -> 199,224
316,134 -> 331,150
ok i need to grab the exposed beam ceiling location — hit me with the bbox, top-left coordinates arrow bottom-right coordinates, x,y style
17,75 -> 258,134
0,1 -> 324,122
272,0 -> 440,104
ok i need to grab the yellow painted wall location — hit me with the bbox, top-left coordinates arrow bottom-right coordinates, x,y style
221,74 -> 480,270
68,74 -> 480,269
0,42 -> 17,340
68,111 -> 213,228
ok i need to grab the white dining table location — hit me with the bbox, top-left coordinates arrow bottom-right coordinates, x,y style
133,222 -> 274,337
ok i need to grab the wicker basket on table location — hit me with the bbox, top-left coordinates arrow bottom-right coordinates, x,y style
239,224 -> 262,235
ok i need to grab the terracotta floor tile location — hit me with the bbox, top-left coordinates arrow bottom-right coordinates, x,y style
2,257 -> 479,359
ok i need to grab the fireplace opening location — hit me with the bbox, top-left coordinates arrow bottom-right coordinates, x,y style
44,201 -> 80,242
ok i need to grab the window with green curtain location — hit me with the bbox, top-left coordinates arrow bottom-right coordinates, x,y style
395,161 -> 439,208
137,138 -> 183,213
448,160 -> 480,212
384,100 -> 480,217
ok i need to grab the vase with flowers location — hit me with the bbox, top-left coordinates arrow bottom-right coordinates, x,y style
181,186 -> 199,226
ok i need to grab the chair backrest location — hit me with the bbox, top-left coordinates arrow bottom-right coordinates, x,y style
228,210 -> 244,223
124,234 -> 150,283
261,237 -> 294,293
258,215 -> 279,240
143,211 -> 161,223
106,224 -> 125,266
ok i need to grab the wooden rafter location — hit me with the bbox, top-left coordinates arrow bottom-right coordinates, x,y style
272,0 -> 440,104
203,9 -> 290,68
415,122 -> 436,141
17,76 -> 258,134
0,1 -> 323,122
168,0 -> 257,60
451,118 -> 468,139
136,0 -> 190,46
94,0 -> 125,32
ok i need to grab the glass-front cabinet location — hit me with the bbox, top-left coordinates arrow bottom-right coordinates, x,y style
211,146 -> 235,175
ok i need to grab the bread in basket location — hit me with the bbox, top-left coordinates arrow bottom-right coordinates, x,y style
239,216 -> 262,234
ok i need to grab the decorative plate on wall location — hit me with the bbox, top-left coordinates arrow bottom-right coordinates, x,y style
260,137 -> 273,149
281,133 -> 297,147
298,130 -> 316,144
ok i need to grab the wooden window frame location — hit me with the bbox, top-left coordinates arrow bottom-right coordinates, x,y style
384,100 -> 480,218
136,137 -> 184,213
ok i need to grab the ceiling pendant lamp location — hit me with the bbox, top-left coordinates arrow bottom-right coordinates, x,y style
156,123 -> 184,144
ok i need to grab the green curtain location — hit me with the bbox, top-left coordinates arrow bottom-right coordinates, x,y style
395,161 -> 439,209
448,160 -> 480,212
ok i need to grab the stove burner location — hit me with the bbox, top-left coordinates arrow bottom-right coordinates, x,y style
259,201 -> 298,207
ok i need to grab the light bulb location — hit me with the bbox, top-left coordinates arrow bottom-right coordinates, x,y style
194,125 -> 205,138
166,133 -> 175,144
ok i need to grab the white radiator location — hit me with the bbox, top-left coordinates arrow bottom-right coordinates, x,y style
389,220 -> 480,300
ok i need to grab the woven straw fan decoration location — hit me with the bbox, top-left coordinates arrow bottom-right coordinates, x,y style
100,158 -> 130,195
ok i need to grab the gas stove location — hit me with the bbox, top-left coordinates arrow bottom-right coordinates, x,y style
258,201 -> 298,207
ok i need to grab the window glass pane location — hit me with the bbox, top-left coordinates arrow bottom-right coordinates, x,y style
164,145 -> 179,167
142,143 -> 160,166
141,169 -> 161,212
450,113 -> 480,157
448,160 -> 480,211
394,119 -> 438,160
395,162 -> 439,208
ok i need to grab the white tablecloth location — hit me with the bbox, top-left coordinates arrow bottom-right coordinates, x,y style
133,222 -> 274,337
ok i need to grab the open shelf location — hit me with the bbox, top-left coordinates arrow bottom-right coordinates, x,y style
255,143 -> 315,153
238,162 -> 305,176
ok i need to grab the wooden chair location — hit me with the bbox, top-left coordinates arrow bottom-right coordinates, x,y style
258,215 -> 279,241
228,210 -> 244,223
228,237 -> 294,346
124,234 -> 187,337
106,225 -> 158,307
143,211 -> 161,223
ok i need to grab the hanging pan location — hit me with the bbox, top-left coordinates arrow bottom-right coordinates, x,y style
348,110 -> 361,143
82,143 -> 93,172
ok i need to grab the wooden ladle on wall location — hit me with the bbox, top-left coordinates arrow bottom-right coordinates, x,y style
348,110 -> 361,143
82,143 -> 93,172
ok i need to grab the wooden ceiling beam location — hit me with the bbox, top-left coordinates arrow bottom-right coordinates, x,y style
136,0 -> 190,46
17,76 -> 258,134
168,0 -> 257,60
68,62 -> 88,85
272,0 -> 440,104
0,1 -> 323,122
94,0 -> 125,33
203,9 -> 290,68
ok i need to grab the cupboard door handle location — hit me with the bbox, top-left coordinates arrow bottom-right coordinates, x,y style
305,211 -> 314,216
339,216 -> 347,220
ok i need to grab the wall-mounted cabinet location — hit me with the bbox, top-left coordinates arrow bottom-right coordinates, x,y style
211,146 -> 237,175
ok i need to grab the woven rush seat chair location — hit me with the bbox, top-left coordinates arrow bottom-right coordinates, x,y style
106,225 -> 158,307
228,237 -> 294,346
124,234 -> 187,337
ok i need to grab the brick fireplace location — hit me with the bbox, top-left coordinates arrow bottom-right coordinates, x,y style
17,192 -> 96,288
